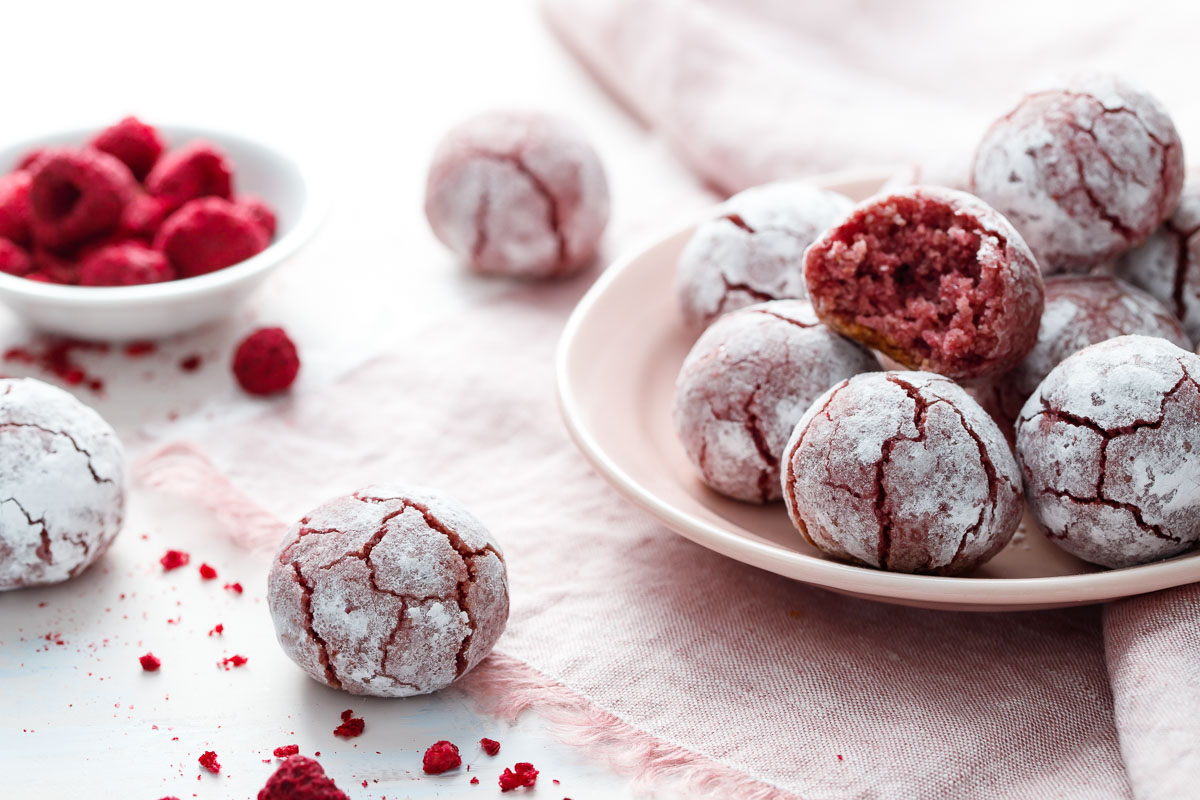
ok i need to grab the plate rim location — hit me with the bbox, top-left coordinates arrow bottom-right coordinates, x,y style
555,170 -> 1200,609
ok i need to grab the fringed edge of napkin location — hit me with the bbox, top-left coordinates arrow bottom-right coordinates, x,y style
458,652 -> 798,800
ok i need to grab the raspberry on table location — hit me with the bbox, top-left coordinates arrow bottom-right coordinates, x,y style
232,327 -> 300,395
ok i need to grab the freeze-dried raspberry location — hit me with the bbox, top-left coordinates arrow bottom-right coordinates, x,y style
139,652 -> 161,671
28,148 -> 136,250
238,195 -> 277,239
154,197 -> 268,278
480,738 -> 501,756
89,117 -> 165,181
119,193 -> 171,240
0,239 -> 32,277
198,750 -> 220,774
146,141 -> 233,211
232,327 -> 300,395
422,741 -> 462,774
332,709 -> 364,739
498,762 -> 538,791
15,148 -> 50,173
79,242 -> 173,287
257,756 -> 349,800
28,245 -> 80,285
0,171 -> 32,245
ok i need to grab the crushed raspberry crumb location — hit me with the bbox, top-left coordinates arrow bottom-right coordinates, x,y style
470,777 -> 479,785
273,744 -> 299,758
179,354 -> 203,372
124,341 -> 156,357
232,326 -> 300,395
139,652 -> 161,671
422,741 -> 462,774
199,563 -> 218,580
837,754 -> 844,761
220,654 -> 248,670
225,581 -> 243,594
498,762 -> 538,792
480,738 -> 501,756
333,709 -> 364,739
3,339 -> 109,393
198,750 -> 220,774
160,549 -> 190,571
208,623 -> 224,636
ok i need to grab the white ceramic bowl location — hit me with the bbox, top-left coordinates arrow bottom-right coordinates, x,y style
0,124 -> 322,340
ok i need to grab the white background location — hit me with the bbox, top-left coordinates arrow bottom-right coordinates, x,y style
0,1 -> 711,797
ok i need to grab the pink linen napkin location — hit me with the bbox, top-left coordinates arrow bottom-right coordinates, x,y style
133,3 -> 1200,798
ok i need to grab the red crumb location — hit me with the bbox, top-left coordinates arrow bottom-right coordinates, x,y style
124,341 -> 156,357
179,354 -> 203,372
273,744 -> 299,758
225,582 -> 243,594
258,755 -> 349,800
220,654 -> 248,670
470,777 -> 479,785
837,754 -> 844,761
3,338 -> 109,393
208,623 -> 224,636
480,738 -> 501,756
160,549 -> 190,571
499,762 -> 539,792
332,709 -> 364,739
198,750 -> 220,774
422,741 -> 462,775
199,563 -> 218,580
232,327 -> 300,395
139,652 -> 161,671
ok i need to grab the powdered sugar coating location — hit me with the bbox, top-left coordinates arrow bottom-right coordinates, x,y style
1117,182 -> 1200,342
674,300 -> 878,503
674,182 -> 852,330
1015,336 -> 1200,568
0,378 -> 125,590
424,111 -> 610,279
783,371 -> 1023,575
267,485 -> 509,697
972,74 -> 1184,274
804,186 -> 1044,379
979,275 -> 1190,427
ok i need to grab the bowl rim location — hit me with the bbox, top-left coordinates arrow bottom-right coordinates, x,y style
0,122 -> 325,307
554,167 -> 1200,609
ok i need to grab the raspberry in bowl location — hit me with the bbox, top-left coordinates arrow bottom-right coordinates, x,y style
0,120 -> 321,340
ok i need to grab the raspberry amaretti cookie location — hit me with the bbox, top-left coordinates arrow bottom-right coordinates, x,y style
0,378 -> 126,590
425,111 -> 610,279
1016,336 -> 1200,568
979,275 -> 1190,428
804,186 -> 1044,380
783,371 -> 1023,575
674,182 -> 852,331
267,486 -> 508,696
674,300 -> 878,503
1117,181 -> 1200,342
972,75 -> 1184,274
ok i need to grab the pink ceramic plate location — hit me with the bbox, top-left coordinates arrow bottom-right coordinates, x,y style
556,169 -> 1200,611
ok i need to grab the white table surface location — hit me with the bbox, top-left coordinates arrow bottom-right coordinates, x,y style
0,2 -> 713,797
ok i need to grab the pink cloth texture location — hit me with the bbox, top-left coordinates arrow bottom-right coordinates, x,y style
542,0 -> 1200,194
135,3 -> 1200,798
